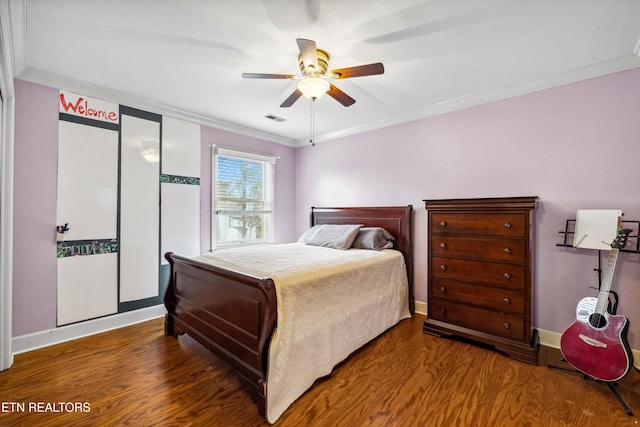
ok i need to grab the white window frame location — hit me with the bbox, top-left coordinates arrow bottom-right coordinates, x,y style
211,145 -> 276,249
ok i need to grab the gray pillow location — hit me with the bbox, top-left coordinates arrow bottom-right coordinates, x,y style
298,224 -> 323,243
351,227 -> 394,250
304,224 -> 363,250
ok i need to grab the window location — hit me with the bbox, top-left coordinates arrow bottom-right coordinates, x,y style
212,146 -> 275,248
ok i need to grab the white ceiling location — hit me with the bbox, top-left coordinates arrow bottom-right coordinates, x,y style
8,0 -> 640,147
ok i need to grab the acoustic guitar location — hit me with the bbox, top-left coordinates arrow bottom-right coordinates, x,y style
560,229 -> 634,382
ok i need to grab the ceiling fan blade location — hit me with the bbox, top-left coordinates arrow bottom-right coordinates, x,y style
331,63 -> 384,79
327,84 -> 355,107
242,73 -> 297,79
296,38 -> 318,71
280,89 -> 303,108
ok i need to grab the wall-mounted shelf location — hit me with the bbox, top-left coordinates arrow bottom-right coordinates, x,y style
557,219 -> 640,253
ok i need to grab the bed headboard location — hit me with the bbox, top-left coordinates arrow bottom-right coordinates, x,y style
310,205 -> 414,313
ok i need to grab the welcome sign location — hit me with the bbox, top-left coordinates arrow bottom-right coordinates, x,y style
59,90 -> 119,124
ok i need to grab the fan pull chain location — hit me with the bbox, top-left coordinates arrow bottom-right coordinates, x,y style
309,98 -> 316,146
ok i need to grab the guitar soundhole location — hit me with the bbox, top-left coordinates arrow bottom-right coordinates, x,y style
589,313 -> 607,329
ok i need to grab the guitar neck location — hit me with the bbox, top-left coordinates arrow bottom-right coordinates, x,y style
594,248 -> 619,315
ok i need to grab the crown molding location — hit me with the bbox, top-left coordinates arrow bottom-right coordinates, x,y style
297,53 -> 640,147
15,66 -> 300,147
14,52 -> 640,150
9,0 -> 640,150
8,1 -> 297,146
7,0 -> 25,77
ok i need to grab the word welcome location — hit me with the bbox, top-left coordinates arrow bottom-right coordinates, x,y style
1,401 -> 91,413
59,92 -> 118,123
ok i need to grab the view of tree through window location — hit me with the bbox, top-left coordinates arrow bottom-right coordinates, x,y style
213,149 -> 274,247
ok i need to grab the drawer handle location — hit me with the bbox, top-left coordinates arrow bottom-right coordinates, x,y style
440,221 -> 447,227
440,264 -> 447,271
503,322 -> 511,329
504,222 -> 512,229
440,242 -> 447,248
504,247 -> 512,254
440,307 -> 447,314
504,272 -> 512,279
504,297 -> 511,304
440,286 -> 447,294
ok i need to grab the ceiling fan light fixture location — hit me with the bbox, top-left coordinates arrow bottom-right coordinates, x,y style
297,77 -> 330,99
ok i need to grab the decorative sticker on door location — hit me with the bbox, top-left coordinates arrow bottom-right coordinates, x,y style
160,174 -> 200,185
57,239 -> 119,258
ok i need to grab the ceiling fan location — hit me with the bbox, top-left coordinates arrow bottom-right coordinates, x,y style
242,38 -> 384,108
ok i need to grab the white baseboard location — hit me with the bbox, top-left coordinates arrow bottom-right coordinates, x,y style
415,303 -> 639,370
13,303 -> 640,372
414,300 -> 427,316
537,328 -> 562,349
12,305 -> 166,354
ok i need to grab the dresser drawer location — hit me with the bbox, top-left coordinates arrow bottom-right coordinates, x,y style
430,299 -> 525,341
431,256 -> 525,288
431,235 -> 525,263
431,278 -> 524,314
431,213 -> 526,237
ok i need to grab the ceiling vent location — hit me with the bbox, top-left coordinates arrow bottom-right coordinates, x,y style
265,114 -> 286,122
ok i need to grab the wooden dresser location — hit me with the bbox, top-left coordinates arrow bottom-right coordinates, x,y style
423,197 -> 538,364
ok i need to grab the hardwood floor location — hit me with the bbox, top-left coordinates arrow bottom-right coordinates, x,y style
1,315 -> 638,426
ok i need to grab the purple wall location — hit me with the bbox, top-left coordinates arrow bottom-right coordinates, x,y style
12,69 -> 640,350
13,79 -> 59,335
11,79 -> 296,336
295,67 -> 640,349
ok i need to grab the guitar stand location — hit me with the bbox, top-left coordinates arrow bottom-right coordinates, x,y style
547,361 -> 634,416
553,219 -> 640,416
547,292 -> 634,415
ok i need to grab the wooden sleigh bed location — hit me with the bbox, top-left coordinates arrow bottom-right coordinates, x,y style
163,206 -> 414,422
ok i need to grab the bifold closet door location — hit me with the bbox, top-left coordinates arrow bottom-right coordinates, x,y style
119,113 -> 160,303
57,121 -> 119,325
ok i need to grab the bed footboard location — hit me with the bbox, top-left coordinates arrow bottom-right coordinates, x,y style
163,252 -> 277,416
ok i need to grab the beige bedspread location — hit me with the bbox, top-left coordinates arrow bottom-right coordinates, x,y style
195,242 -> 410,423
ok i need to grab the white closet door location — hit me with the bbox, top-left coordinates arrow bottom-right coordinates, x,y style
57,122 -> 118,240
161,183 -> 200,260
119,115 -> 160,302
57,254 -> 118,325
162,116 -> 200,176
57,121 -> 118,325
160,117 -> 200,263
